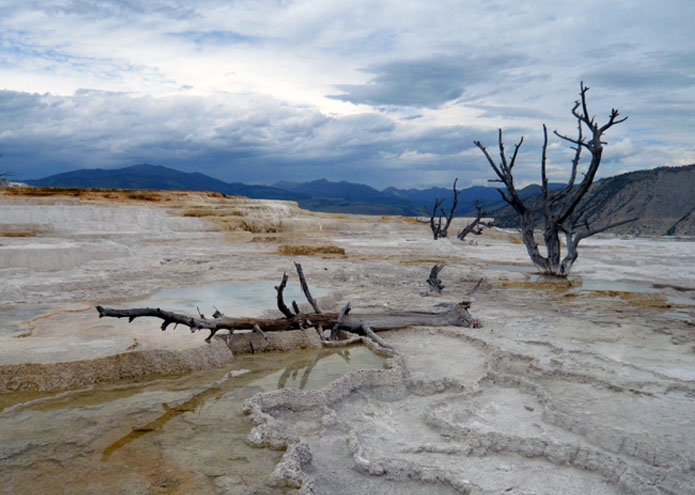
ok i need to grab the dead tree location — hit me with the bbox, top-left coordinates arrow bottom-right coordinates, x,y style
457,201 -> 493,240
418,178 -> 459,239
426,264 -> 445,293
474,82 -> 637,277
95,263 -> 480,347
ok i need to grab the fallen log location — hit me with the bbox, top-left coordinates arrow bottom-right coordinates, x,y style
96,264 -> 481,345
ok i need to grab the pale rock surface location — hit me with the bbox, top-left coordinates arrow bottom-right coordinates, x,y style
1,191 -> 694,494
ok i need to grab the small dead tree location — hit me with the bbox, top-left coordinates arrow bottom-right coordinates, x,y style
418,178 -> 459,239
474,82 -> 637,277
426,264 -> 445,293
96,263 -> 481,349
457,201 -> 493,241
418,180 -> 494,241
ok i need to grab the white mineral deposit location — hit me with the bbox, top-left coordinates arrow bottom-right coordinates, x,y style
1,192 -> 693,494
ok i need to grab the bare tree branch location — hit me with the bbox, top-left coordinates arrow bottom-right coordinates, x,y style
331,302 -> 352,339
475,140 -> 505,181
574,216 -> 639,242
457,202 -> 491,240
509,135 -> 524,171
274,272 -> 294,318
294,262 -> 321,313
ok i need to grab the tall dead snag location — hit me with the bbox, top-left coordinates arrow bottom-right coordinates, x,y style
96,263 -> 480,347
457,201 -> 493,241
474,82 -> 637,277
418,178 -> 459,239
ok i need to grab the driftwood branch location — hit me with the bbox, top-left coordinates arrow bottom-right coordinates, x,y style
96,303 -> 480,343
363,324 -> 394,350
294,262 -> 321,313
96,265 -> 481,347
467,278 -> 484,296
331,302 -> 352,339
275,272 -> 293,318
252,324 -> 270,343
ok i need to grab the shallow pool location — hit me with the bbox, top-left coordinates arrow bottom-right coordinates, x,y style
0,345 -> 386,494
139,280 -> 328,317
0,280 -> 330,364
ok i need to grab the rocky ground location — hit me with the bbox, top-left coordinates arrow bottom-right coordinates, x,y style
1,189 -> 694,494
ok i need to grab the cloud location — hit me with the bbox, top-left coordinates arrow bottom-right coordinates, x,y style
587,67 -> 695,91
0,89 -> 502,187
167,30 -> 267,46
0,1 -> 694,188
468,104 -> 552,120
328,54 -> 527,108
37,0 -> 198,21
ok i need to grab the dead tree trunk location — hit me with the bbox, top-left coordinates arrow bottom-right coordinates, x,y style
96,263 -> 480,346
426,264 -> 445,293
418,178 -> 459,239
457,202 -> 493,241
474,82 -> 637,277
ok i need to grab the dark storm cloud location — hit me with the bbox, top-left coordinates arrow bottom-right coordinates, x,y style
0,88 -> 523,188
584,50 -> 695,91
468,104 -> 551,120
0,90 -> 43,114
589,68 -> 695,91
0,85 -> 641,189
328,54 -> 527,109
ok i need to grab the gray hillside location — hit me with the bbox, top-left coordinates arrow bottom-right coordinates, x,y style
491,164 -> 695,236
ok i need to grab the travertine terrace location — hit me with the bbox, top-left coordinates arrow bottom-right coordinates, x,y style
1,189 -> 694,494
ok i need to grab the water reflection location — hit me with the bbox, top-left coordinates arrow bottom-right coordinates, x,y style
100,370 -> 252,462
100,346 -> 381,462
277,348 -> 352,390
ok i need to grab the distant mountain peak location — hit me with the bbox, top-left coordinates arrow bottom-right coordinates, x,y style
24,164 -> 305,202
125,163 -> 164,170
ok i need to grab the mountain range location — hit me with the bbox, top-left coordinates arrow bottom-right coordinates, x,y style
22,163 -> 695,235
25,164 -> 306,201
24,164 -> 525,216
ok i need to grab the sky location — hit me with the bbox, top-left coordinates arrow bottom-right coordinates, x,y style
1,0 -> 694,189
